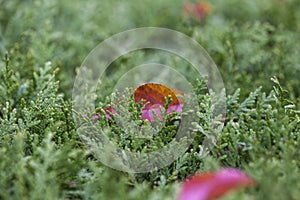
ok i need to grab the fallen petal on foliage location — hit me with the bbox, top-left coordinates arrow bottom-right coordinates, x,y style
140,103 -> 184,122
104,105 -> 117,119
91,113 -> 100,119
134,83 -> 184,122
103,83 -> 184,122
178,168 -> 255,200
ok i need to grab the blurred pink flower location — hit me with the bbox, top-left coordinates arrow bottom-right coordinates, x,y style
184,2 -> 211,21
178,168 -> 255,200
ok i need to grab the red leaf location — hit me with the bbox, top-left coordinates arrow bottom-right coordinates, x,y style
178,168 -> 255,200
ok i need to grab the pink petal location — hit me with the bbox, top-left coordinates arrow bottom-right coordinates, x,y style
178,168 -> 255,200
141,104 -> 164,122
167,103 -> 183,114
104,106 -> 117,119
103,103 -> 184,122
141,103 -> 184,122
91,115 -> 99,119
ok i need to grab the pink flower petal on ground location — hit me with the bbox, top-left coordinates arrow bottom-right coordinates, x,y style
141,104 -> 164,122
141,103 -> 184,122
178,168 -> 255,200
91,114 -> 99,119
104,106 -> 117,119
167,103 -> 184,114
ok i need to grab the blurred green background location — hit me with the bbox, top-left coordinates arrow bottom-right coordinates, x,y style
1,0 -> 299,99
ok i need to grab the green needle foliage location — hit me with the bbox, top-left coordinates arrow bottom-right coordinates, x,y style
0,0 -> 299,199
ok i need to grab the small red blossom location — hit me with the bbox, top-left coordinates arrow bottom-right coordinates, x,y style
178,168 -> 255,200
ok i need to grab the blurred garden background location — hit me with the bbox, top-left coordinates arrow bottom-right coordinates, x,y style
0,0 -> 299,199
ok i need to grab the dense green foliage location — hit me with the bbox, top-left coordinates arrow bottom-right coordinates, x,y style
0,0 -> 299,199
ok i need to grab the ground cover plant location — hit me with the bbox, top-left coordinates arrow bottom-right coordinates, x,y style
0,0 -> 299,199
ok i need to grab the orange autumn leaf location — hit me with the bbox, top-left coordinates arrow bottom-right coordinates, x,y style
134,83 -> 184,108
